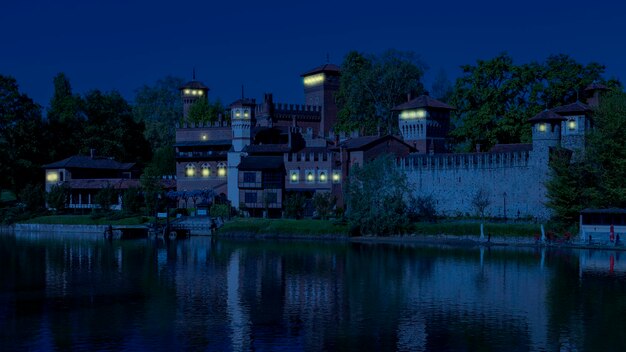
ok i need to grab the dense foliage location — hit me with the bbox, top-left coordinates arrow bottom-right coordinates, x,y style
546,92 -> 626,227
346,155 -> 410,235
335,49 -> 426,135
450,53 -> 619,151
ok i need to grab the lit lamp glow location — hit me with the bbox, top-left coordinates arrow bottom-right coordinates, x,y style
46,172 -> 59,182
186,168 -> 195,177
290,172 -> 299,182
201,135 -> 208,140
184,89 -> 190,94
399,109 -> 427,120
202,168 -> 210,177
319,172 -> 327,183
303,73 -> 325,86
332,172 -> 341,183
218,167 -> 226,177
306,172 -> 314,182
538,123 -> 547,132
197,90 -> 203,96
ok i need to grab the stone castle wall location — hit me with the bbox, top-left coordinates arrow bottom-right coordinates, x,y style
400,150 -> 552,220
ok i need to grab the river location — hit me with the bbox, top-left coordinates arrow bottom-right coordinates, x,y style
1,233 -> 625,351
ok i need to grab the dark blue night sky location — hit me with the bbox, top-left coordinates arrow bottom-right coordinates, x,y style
2,0 -> 625,109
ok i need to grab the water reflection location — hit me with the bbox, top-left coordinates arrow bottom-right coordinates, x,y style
1,234 -> 626,351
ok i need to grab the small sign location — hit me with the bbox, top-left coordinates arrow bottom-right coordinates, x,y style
157,212 -> 168,218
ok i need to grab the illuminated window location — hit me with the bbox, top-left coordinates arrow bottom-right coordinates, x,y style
399,109 -> 427,120
303,73 -> 325,86
332,170 -> 341,184
538,123 -> 547,132
305,170 -> 315,184
243,110 -> 249,118
184,89 -> 190,94
217,162 -> 226,177
185,164 -> 196,177
198,90 -> 203,96
568,119 -> 577,131
318,170 -> 328,183
289,170 -> 299,184
46,171 -> 59,182
201,134 -> 208,140
201,163 -> 210,177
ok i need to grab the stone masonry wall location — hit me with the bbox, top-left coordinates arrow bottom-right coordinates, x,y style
401,150 -> 552,220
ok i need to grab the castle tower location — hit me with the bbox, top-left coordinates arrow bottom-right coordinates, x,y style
551,101 -> 593,161
585,82 -> 609,108
230,98 -> 255,152
179,71 -> 210,121
392,95 -> 454,154
528,110 -> 565,165
300,64 -> 340,137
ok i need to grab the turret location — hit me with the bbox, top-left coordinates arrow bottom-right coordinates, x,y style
552,101 -> 593,161
230,98 -> 255,152
528,109 -> 565,164
179,71 -> 209,121
300,63 -> 340,137
392,94 -> 454,154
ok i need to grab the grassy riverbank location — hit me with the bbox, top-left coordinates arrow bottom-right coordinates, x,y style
219,218 -> 349,236
219,218 -> 543,238
22,215 -> 149,226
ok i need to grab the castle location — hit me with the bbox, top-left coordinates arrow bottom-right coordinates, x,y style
173,64 -> 607,220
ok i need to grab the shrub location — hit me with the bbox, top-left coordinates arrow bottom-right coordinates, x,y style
19,184 -> 45,212
284,193 -> 306,219
210,204 -> 230,218
46,184 -> 69,213
313,192 -> 336,220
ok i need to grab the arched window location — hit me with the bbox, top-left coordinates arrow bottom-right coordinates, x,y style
185,164 -> 196,177
217,162 -> 226,177
201,163 -> 210,178
318,171 -> 328,183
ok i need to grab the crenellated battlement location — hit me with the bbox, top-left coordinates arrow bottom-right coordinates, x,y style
285,150 -> 332,163
398,150 -> 531,171
176,121 -> 231,129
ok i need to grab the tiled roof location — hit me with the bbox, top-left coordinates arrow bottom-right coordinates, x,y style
527,110 -> 567,123
392,95 -> 455,111
489,143 -> 532,153
243,144 -> 292,154
585,82 -> 609,91
174,140 -> 233,147
65,178 -> 175,190
300,63 -> 341,77
43,156 -> 135,170
179,80 -> 209,90
238,156 -> 285,171
551,101 -> 592,115
338,135 -> 414,151
229,98 -> 256,108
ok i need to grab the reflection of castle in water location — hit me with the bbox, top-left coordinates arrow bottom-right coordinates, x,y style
11,235 -> 626,350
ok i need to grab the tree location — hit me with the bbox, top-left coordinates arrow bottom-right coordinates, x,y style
46,184 -> 69,213
407,194 -> 437,222
546,92 -> 626,227
449,53 -> 611,151
346,154 -> 409,235
45,73 -> 85,161
122,187 -> 143,214
19,184 -> 45,213
430,68 -> 453,102
335,49 -> 426,135
284,193 -> 306,219
313,192 -> 336,220
94,184 -> 117,212
82,90 -> 152,164
187,98 -> 226,124
0,75 -> 46,194
471,189 -> 491,219
133,76 -> 184,150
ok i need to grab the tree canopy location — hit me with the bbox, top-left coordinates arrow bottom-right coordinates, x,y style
450,53 -> 619,151
335,49 -> 426,135
546,92 -> 626,227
